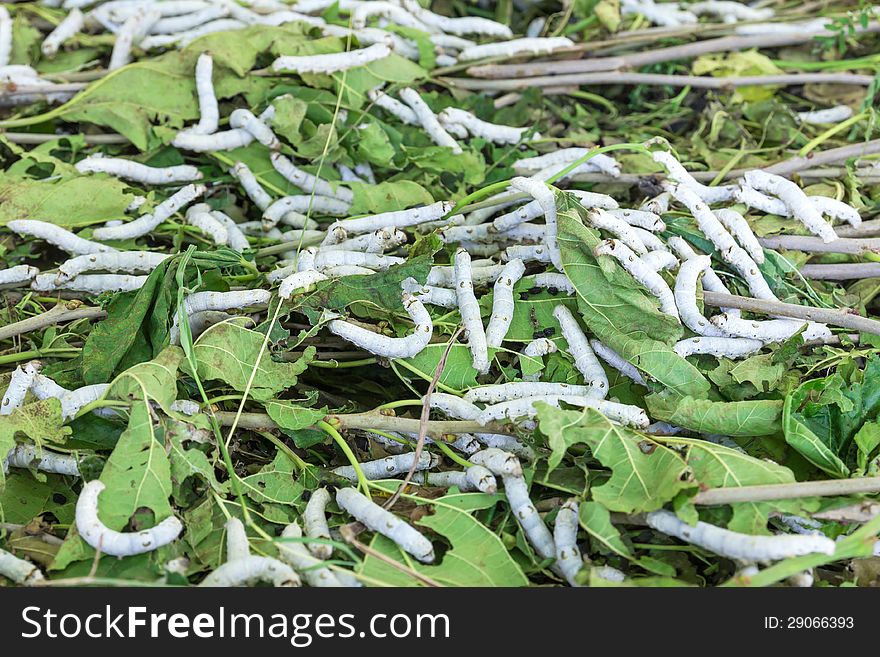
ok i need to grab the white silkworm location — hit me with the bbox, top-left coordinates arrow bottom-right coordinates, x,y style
351,1 -> 433,31
734,185 -> 786,215
796,105 -> 853,125
646,510 -> 835,562
402,277 -> 456,308
710,313 -> 832,343
315,251 -> 403,271
513,148 -> 621,178
399,87 -> 462,154
666,236 -> 739,315
140,19 -> 247,49
400,0 -> 511,37
725,245 -> 776,301
170,399 -> 200,416
521,338 -> 557,381
224,517 -> 251,562
7,220 -> 115,255
273,43 -> 391,74
332,452 -> 439,482
172,128 -> 254,152
554,499 -> 582,586
586,208 -> 648,255
76,480 -> 183,557
0,265 -> 38,286
553,305 -> 608,396
459,36 -> 574,62
621,0 -> 697,26
438,107 -> 533,145
521,273 -> 575,295
270,153 -> 354,203
42,8 -> 84,56
510,176 -> 562,268
0,548 -> 44,586
75,154 -> 202,184
31,378 -> 109,420
566,190 -> 620,211
666,184 -> 736,251
607,208 -> 665,232
330,290 -> 433,358
265,196 -> 351,228
478,395 -> 649,428
454,249 -> 490,374
189,311 -> 234,339
33,273 -> 147,294
640,192 -> 670,215
278,269 -> 327,298
714,208 -> 764,264
412,466 -> 497,493
326,228 -> 406,254
93,184 -> 206,241
736,186 -> 861,227
185,289 -> 271,316
231,162 -> 272,210
628,227 -> 667,253
354,162 -> 375,184
689,1 -> 774,21
593,565 -> 626,582
324,265 -> 376,277
652,151 -> 736,203
469,448 -> 522,477
742,170 -> 837,243
185,204 -> 228,245
367,87 -> 418,125
109,6 -> 160,70
485,258 -> 525,347
335,486 -> 435,563
148,5 -> 230,34
58,251 -> 169,282
503,474 -> 556,560
277,522 -> 342,588
427,263 -> 503,287
810,196 -> 861,228
201,556 -> 300,587
594,239 -> 679,320
303,488 -> 332,559
504,245 -> 551,264
428,392 -> 479,421
229,108 -> 280,150
589,339 -> 647,386
641,250 -> 678,272
1,362 -> 40,416
673,336 -> 764,359
465,382 -> 598,404
334,201 -> 454,235
429,33 -> 476,50
674,255 -> 727,337
211,210 -> 250,252
0,7 -> 10,67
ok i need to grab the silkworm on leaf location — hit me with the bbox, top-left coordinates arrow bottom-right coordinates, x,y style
485,258 -> 525,347
42,8 -> 85,57
399,0 -> 512,37
469,448 -> 523,477
1,361 -> 40,416
335,487 -> 435,563
742,170 -> 837,243
641,250 -> 678,272
521,273 -> 575,295
651,151 -> 736,204
689,1 -> 774,21
330,451 -> 440,482
513,148 -> 621,178
646,510 -> 835,563
185,204 -> 228,245
279,270 -> 328,299
566,190 -> 620,211
200,555 -> 300,587
710,313 -> 832,343
714,208 -> 764,264
172,128 -> 254,152
230,161 -> 272,210
606,208 -> 664,232
210,210 -> 250,252
503,474 -> 556,560
429,392 -> 481,421
32,273 -> 147,294
796,105 -> 853,125
411,466 -> 497,493
438,107 -> 534,144
673,336 -> 764,359
401,277 -> 457,308
109,6 -> 161,70
224,517 -> 251,562
465,382 -> 601,404
722,244 -> 776,301
554,500 -> 583,586
553,305 -> 608,396
0,548 -> 44,586
589,339 -> 647,386
350,1 -> 434,31
270,153 -> 354,203
277,521 -> 343,588
0,7 -> 12,67
0,265 -> 38,286
57,251 -> 170,283
586,208 -> 648,255
334,200 -> 453,234
229,108 -> 280,150
75,155 -> 203,184
505,244 -> 551,264
93,183 -> 206,241
75,480 -> 183,557
427,263 -> 504,287
399,87 -> 462,154
315,251 -> 404,271
666,236 -> 739,315
521,338 -> 557,381
367,87 -> 419,125
7,220 -> 116,255
594,239 -> 679,320
454,249 -> 490,374
272,43 -> 391,74
303,487 -> 333,559
665,183 -> 736,252
478,395 -> 649,428
329,290 -> 433,358
674,255 -> 727,337
510,176 -> 562,269
459,36 -> 574,62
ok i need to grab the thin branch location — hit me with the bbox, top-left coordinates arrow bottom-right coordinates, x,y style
443,71 -> 876,92
798,262 -> 880,280
338,523 -> 442,588
0,83 -> 88,96
693,477 -> 880,505
757,235 -> 880,254
703,291 -> 880,334
2,132 -> 130,145
765,139 -> 880,176
0,302 -> 106,342
836,219 -> 880,238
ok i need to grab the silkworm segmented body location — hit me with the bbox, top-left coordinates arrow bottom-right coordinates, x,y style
75,155 -> 202,184
553,305 -> 608,396
303,488 -> 333,560
272,43 -> 391,74
673,336 -> 765,359
57,251 -> 170,282
710,313 -> 833,343
329,291 -> 433,358
277,522 -> 343,588
485,259 -> 525,347
594,239 -> 679,320
589,339 -> 647,386
331,452 -> 440,482
458,36 -> 574,62
7,220 -> 116,255
503,474 -> 556,560
674,255 -> 727,337
454,249 -> 490,374
399,87 -> 462,154
554,500 -> 583,586
93,183 -> 206,241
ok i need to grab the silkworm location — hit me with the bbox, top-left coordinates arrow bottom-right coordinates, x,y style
714,208 -> 764,264
278,269 -> 328,299
367,87 -> 418,125
510,176 -> 561,268
333,200 -> 454,235
264,196 -> 351,229
351,1 -> 434,31
513,148 -> 621,178
331,452 -> 440,482
553,305 -> 608,396
185,289 -> 272,316
485,259 -> 525,347
641,250 -> 678,271
315,251 -> 403,271
428,393 -> 479,422
724,244 -> 776,301
477,395 -> 649,428
109,6 -> 160,70
689,1 -> 774,21
503,245 -> 550,264
185,204 -> 228,245
502,473 -> 556,560
31,377 -> 109,420
427,263 -> 503,287
438,107 -> 533,144
736,186 -> 861,227
607,208 -> 665,232
147,5 -> 229,34
566,190 -> 620,210
32,273 -> 147,294
521,338 -> 557,381
646,510 -> 835,562
666,236 -> 739,315
458,36 -> 574,62
172,128 -> 254,152
140,19 -> 247,49
0,548 -> 44,586
640,192 -> 670,215
629,227 -> 668,253
301,487 -> 333,559
674,336 -> 765,359
710,313 -> 832,343
400,0 -> 512,37
674,255 -> 727,337
666,184 -> 737,252
0,265 -> 39,286
7,220 -> 116,255
742,170 -> 837,243
211,210 -> 250,252
277,521 -> 343,588
521,272 -> 575,294
465,382 -> 599,404
1,362 -> 40,416
621,0 -> 697,26
57,251 -> 170,282
589,339 -> 647,386
594,239 -> 679,320
335,486 -> 435,563
76,480 -> 183,557
454,249 -> 490,374
473,432 -> 535,461
401,277 -> 456,309
586,208 -> 648,255
223,517 -> 251,562
554,499 -> 582,586
651,151 -> 737,204
796,105 -> 853,125
93,184 -> 206,241
270,153 -> 354,203
42,8 -> 85,56
469,448 -> 523,477
0,7 -> 10,67
272,42 -> 391,75
329,290 -> 433,358
75,154 -> 202,184
810,196 -> 861,227
411,466 -> 497,493
229,108 -> 280,150
593,565 -> 626,582
399,87 -> 462,153
326,228 -> 407,254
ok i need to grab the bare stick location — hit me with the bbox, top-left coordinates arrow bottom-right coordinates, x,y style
1,83 -> 87,97
703,291 -> 880,334
836,219 -> 880,238
0,302 -> 107,342
444,72 -> 876,92
798,263 -> 880,280
693,477 -> 880,505
765,139 -> 880,176
2,132 -> 130,145
757,235 -> 880,255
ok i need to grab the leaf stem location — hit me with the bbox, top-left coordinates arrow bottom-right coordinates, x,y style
318,419 -> 371,499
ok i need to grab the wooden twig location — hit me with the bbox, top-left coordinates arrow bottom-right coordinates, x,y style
0,302 -> 107,342
765,139 -> 880,176
798,262 -> 880,280
703,291 -> 880,334
1,132 -> 130,145
836,219 -> 880,238
757,235 -> 880,254
693,477 -> 880,505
